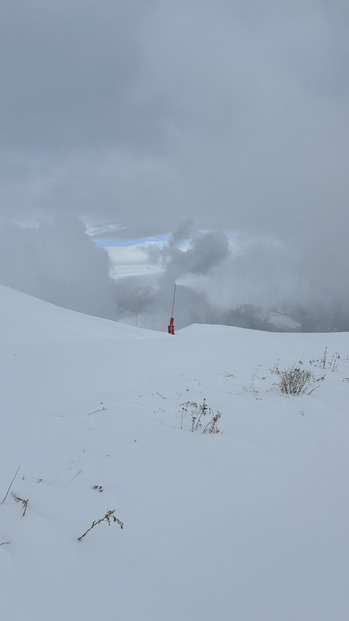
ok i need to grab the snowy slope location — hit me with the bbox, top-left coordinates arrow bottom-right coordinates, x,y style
1,285 -> 348,621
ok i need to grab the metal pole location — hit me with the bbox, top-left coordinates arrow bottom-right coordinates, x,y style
171,283 -> 176,318
168,284 -> 176,335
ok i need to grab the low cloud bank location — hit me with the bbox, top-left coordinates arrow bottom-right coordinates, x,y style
116,223 -> 349,333
0,219 -> 348,333
0,216 -> 117,319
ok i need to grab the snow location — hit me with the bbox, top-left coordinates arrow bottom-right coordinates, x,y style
1,284 -> 348,621
266,309 -> 301,330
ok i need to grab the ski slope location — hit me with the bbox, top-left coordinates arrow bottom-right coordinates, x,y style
1,285 -> 348,621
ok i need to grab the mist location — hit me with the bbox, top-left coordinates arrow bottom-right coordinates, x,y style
122,224 -> 349,332
0,2 -> 347,330
0,217 -> 117,320
1,218 -> 347,333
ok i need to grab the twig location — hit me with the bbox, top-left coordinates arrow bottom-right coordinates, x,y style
70,470 -> 82,482
1,465 -> 20,504
0,541 -> 10,546
203,412 -> 221,434
88,404 -> 107,416
78,509 -> 124,542
156,392 -> 166,400
12,493 -> 29,516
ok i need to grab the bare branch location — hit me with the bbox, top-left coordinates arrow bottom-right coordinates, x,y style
78,510 -> 124,542
12,493 -> 29,516
1,465 -> 20,504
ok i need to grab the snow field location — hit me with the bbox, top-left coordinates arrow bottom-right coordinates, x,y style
0,286 -> 348,621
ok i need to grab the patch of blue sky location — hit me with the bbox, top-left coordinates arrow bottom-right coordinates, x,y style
94,230 -> 240,250
95,233 -> 171,248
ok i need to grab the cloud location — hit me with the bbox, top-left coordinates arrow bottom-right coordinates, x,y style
1,1 -> 347,232
0,219 -> 348,332
113,223 -> 349,332
0,217 -> 117,319
0,2 -> 347,331
0,0 -> 157,150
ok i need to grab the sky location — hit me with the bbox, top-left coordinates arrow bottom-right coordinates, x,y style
0,1 -> 348,330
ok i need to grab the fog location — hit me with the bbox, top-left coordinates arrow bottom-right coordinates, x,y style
0,217 -> 117,320
0,1 -> 348,331
0,218 -> 347,332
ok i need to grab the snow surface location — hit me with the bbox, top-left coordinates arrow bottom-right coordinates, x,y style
1,285 -> 348,621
